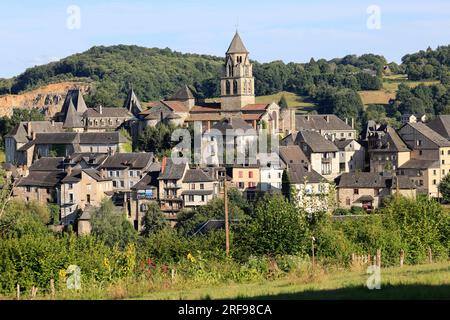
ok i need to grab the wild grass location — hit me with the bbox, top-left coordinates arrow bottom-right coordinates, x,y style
5,260 -> 447,300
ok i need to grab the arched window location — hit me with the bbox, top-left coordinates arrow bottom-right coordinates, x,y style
226,80 -> 231,95
228,64 -> 233,77
233,80 -> 238,95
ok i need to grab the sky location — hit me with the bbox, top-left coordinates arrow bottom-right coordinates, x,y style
0,0 -> 449,78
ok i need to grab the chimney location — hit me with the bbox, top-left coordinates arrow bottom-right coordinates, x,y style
27,122 -> 32,138
351,117 -> 355,129
99,105 -> 103,115
51,120 -> 55,126
161,157 -> 167,174
325,115 -> 329,123
345,118 -> 348,125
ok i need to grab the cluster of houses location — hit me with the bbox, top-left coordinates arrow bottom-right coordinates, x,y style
2,32 -> 450,234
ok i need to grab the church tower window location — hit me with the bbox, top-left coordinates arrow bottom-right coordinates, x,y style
226,80 -> 231,95
233,80 -> 238,95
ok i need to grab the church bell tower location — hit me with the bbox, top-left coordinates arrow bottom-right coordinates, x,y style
221,32 -> 255,112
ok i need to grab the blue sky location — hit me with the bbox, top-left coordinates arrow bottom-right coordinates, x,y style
0,0 -> 449,78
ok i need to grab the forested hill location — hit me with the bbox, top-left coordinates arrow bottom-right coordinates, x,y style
0,44 -> 390,106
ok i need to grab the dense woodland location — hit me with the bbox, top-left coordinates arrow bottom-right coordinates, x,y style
1,45 -> 449,134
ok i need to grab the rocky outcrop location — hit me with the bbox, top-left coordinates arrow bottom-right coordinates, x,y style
0,81 -> 91,118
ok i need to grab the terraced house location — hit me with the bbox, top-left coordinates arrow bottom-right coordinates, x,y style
397,122 -> 450,198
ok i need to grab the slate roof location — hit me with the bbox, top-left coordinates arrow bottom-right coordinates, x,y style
29,157 -> 64,171
427,115 -> 450,140
27,132 -> 127,147
158,158 -> 187,180
83,168 -> 110,182
65,153 -> 108,166
295,130 -> 339,153
84,107 -> 132,118
337,172 -> 416,190
99,153 -> 154,170
296,115 -> 354,132
61,169 -> 82,183
287,164 -> 325,184
398,159 -> 440,169
5,121 -> 64,142
369,126 -> 410,152
226,32 -> 249,54
4,123 -> 29,142
334,139 -> 354,150
60,89 -> 87,116
337,172 -> 386,188
211,117 -> 254,134
123,89 -> 143,116
17,171 -> 64,187
131,172 -> 160,190
170,85 -> 195,101
78,132 -> 128,144
278,145 -> 309,165
407,122 -> 450,147
182,169 -> 214,183
63,100 -> 84,128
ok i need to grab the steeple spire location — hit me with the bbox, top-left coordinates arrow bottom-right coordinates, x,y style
226,31 -> 249,54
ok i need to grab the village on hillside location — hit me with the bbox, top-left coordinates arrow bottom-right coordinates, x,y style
1,32 -> 449,236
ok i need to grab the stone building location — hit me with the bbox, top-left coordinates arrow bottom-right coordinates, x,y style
336,172 -> 416,211
181,168 -> 220,209
368,126 -> 411,173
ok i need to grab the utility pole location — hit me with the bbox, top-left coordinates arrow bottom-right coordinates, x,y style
224,179 -> 230,257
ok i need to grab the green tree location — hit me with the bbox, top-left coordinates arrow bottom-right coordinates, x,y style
438,174 -> 450,203
90,199 -> 137,248
278,95 -> 289,110
235,193 -> 308,256
141,202 -> 169,237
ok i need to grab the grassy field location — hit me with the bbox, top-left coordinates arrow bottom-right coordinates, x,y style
133,261 -> 449,300
254,91 -> 317,113
383,74 -> 439,92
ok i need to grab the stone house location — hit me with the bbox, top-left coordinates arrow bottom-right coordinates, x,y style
181,168 -> 220,209
336,172 -> 416,211
334,139 -> 365,173
281,130 -> 340,180
295,114 -> 357,141
12,157 -> 65,204
129,171 -> 160,230
4,121 -> 63,166
158,158 -> 189,221
368,126 -> 411,173
59,167 -> 113,226
231,164 -> 261,200
284,164 -> 332,213
397,159 -> 441,198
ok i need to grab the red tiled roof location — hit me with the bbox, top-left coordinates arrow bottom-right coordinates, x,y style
242,113 -> 264,121
190,105 -> 222,113
241,104 -> 269,111
162,100 -> 189,113
186,114 -> 224,121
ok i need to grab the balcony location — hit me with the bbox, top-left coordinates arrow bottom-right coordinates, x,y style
164,183 -> 182,189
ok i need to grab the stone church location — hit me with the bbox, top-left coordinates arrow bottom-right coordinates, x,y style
141,32 -> 296,136
55,32 -> 296,137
